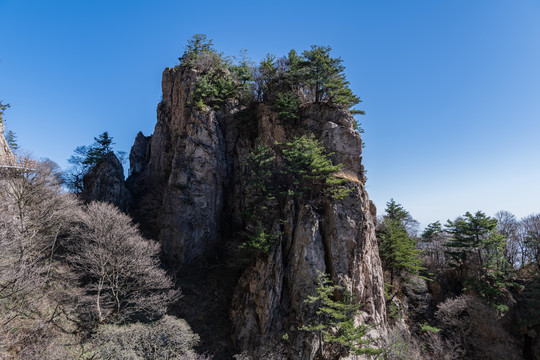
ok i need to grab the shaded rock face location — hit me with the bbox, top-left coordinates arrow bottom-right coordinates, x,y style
127,68 -> 228,263
81,152 -> 132,212
127,67 -> 386,358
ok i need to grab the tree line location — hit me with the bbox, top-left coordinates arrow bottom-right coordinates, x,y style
376,199 -> 540,359
177,34 -> 364,130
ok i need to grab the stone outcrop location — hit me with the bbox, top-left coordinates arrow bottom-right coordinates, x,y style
127,66 -> 387,358
127,68 -> 228,262
0,121 -> 13,158
81,152 -> 132,212
229,104 -> 386,358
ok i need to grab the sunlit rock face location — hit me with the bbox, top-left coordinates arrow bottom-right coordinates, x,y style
0,121 -> 13,157
127,66 -> 386,358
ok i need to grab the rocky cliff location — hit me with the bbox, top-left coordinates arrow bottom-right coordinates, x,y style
81,152 -> 132,212
126,66 -> 387,358
0,121 -> 13,157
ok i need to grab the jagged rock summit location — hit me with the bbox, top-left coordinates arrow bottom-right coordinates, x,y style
81,152 -> 132,212
126,63 -> 387,358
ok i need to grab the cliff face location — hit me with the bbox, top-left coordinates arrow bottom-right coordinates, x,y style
128,68 -> 229,262
81,152 -> 132,212
0,121 -> 13,157
229,104 -> 386,357
127,67 -> 386,357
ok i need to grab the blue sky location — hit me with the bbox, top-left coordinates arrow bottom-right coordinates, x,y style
1,0 -> 539,228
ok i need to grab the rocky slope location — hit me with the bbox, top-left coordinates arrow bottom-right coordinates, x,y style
126,66 -> 387,358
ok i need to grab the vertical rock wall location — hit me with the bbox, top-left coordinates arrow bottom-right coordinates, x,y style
128,68 -> 228,263
127,67 -> 387,358
229,104 -> 386,358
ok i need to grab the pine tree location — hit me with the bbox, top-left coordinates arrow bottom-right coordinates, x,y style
279,134 -> 349,200
420,221 -> 447,267
83,131 -> 114,167
300,45 -> 360,109
377,200 -> 425,285
64,132 -> 118,193
445,211 -> 511,303
445,211 -> 502,269
4,130 -> 19,152
0,100 -> 9,125
178,33 -> 216,65
301,272 -> 380,358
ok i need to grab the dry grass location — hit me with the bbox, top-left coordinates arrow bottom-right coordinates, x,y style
334,171 -> 363,185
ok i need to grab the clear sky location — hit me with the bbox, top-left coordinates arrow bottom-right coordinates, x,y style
1,0 -> 539,228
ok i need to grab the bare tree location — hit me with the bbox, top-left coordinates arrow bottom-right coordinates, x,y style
0,161 -> 79,358
495,210 -> 520,269
68,202 -> 179,325
521,213 -> 540,270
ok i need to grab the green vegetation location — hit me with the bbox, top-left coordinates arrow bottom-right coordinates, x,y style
64,131 -> 124,193
420,323 -> 441,334
241,135 -> 350,252
0,101 -> 18,152
0,100 -> 9,125
279,134 -> 350,200
445,211 -> 513,305
239,223 -> 279,254
377,199 -> 425,286
301,45 -> 360,108
522,214 -> 540,270
179,34 -> 246,110
301,271 -> 381,358
4,130 -> 18,151
178,34 -> 364,130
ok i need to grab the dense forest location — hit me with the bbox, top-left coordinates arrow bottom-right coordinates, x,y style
1,35 -> 539,359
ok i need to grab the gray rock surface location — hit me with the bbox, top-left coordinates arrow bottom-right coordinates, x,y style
0,121 -> 13,158
127,67 -> 228,263
81,152 -> 132,212
127,66 -> 387,358
230,108 -> 386,357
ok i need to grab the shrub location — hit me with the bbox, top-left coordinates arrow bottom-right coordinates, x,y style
92,316 -> 206,359
435,295 -> 521,359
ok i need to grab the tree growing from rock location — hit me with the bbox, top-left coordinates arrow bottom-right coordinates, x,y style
0,100 -> 9,125
301,45 -> 360,109
242,135 -> 350,252
301,271 -> 380,358
64,131 -> 124,193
